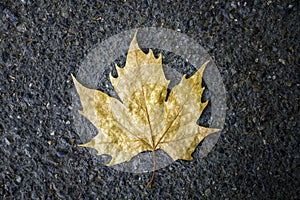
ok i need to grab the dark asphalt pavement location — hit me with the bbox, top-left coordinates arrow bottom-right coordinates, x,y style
0,0 -> 299,199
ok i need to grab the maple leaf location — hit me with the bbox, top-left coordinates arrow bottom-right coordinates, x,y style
72,32 -> 220,187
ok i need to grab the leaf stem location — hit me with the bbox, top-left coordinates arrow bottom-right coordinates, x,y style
146,150 -> 156,188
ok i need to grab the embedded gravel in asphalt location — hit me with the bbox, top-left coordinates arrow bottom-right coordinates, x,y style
0,0 -> 299,199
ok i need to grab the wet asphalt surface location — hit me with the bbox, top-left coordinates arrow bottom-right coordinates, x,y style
0,0 -> 299,199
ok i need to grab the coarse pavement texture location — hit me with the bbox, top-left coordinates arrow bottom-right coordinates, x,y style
0,0 -> 299,199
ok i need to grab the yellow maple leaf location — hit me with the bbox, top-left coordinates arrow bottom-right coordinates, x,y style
72,32 -> 220,187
